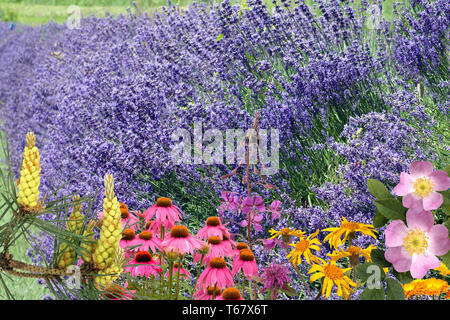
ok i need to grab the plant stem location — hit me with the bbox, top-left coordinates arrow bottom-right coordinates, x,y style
168,260 -> 174,300
175,257 -> 183,300
190,254 -> 205,299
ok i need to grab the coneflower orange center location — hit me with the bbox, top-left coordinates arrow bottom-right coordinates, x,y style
239,249 -> 255,261
413,177 -> 434,198
222,287 -> 241,300
170,225 -> 189,238
209,257 -> 226,269
122,228 -> 135,241
403,228 -> 429,256
120,203 -> 129,219
104,284 -> 124,299
206,216 -> 221,226
135,251 -> 152,263
208,236 -> 222,245
156,197 -> 172,207
207,286 -> 221,296
145,220 -> 152,229
173,262 -> 183,268
139,231 -> 153,240
236,242 -> 248,250
323,264 -> 344,280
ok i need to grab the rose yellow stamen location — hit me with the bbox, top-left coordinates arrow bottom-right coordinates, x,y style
156,197 -> 172,207
208,236 -> 222,245
135,251 -> 152,263
413,177 -> 434,198
222,287 -> 241,300
403,228 -> 429,256
170,225 -> 189,238
139,230 -> 153,240
239,249 -> 255,261
122,228 -> 135,241
209,257 -> 226,269
206,216 -> 221,226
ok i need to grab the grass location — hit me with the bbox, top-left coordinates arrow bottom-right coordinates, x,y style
0,134 -> 52,300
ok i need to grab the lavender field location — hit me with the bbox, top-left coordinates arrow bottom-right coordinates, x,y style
0,0 -> 449,302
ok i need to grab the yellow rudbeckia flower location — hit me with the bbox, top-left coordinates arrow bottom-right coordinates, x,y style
308,260 -> 357,299
286,229 -> 323,266
322,217 -> 377,249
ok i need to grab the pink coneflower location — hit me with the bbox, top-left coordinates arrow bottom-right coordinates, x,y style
100,283 -> 136,300
120,203 -> 140,230
394,161 -> 450,214
134,230 -> 161,253
196,216 -> 230,240
164,262 -> 191,279
232,249 -> 258,279
161,225 -> 204,255
144,197 -> 183,231
197,257 -> 234,290
260,263 -> 291,299
230,242 -> 249,258
194,286 -> 222,300
215,287 -> 244,300
124,251 -> 162,278
194,236 -> 231,264
221,234 -> 236,258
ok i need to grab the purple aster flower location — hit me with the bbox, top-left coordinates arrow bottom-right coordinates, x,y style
260,263 -> 291,299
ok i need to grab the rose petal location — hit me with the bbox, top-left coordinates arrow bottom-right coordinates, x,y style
422,191 -> 443,211
429,170 -> 450,191
385,246 -> 411,273
410,161 -> 434,178
406,210 -> 434,232
394,172 -> 414,196
428,224 -> 450,256
385,220 -> 408,247
410,253 -> 440,279
402,193 -> 423,211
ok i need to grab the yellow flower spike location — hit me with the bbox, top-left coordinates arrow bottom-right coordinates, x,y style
94,247 -> 124,287
93,174 -> 122,270
66,195 -> 84,233
80,221 -> 96,263
322,217 -> 377,249
56,243 -> 76,269
286,229 -> 323,266
17,131 -> 41,209
308,260 -> 356,299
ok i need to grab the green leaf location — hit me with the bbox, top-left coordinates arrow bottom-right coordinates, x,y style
441,250 -> 450,270
370,249 -> 391,268
368,179 -> 393,200
444,164 -> 450,177
359,287 -> 385,300
356,262 -> 386,282
280,285 -> 297,297
441,190 -> 450,215
216,33 -> 224,42
386,278 -> 405,300
392,270 -> 414,284
374,199 -> 406,220
445,217 -> 450,231
373,210 -> 389,228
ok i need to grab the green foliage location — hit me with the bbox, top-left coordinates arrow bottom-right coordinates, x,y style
392,270 -> 414,285
370,249 -> 391,268
385,278 -> 405,300
441,250 -> 450,270
367,179 -> 394,200
359,287 -> 385,300
374,199 -> 406,221
356,262 -> 386,282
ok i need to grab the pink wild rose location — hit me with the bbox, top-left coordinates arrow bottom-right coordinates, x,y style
394,161 -> 450,213
384,210 -> 450,278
